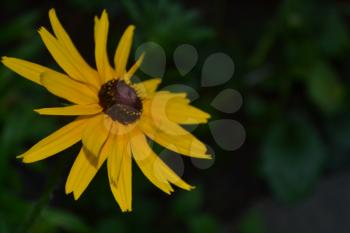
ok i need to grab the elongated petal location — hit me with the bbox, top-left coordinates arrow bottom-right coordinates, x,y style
35,104 -> 102,116
166,100 -> 210,124
144,94 -> 210,124
123,53 -> 144,82
48,9 -> 100,87
139,116 -> 210,159
114,25 -> 135,78
111,155 -> 132,212
144,91 -> 209,124
108,131 -> 132,212
94,11 -> 114,82
130,131 -> 172,194
39,27 -> 97,87
66,148 -> 97,199
19,117 -> 88,163
40,70 -> 98,104
107,133 -> 126,186
82,114 -> 112,158
130,130 -> 193,194
1,57 -> 54,85
133,78 -> 161,98
66,134 -> 112,199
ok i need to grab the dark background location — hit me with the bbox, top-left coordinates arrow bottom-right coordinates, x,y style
2,0 -> 350,232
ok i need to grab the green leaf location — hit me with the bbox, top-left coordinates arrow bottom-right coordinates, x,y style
0,220 -> 9,233
122,0 -> 214,53
261,113 -> 327,203
0,191 -> 30,231
318,8 -> 349,57
238,210 -> 267,233
95,218 -> 127,233
188,214 -> 219,233
325,111 -> 350,170
305,61 -> 345,114
35,208 -> 90,233
171,187 -> 203,218
0,10 -> 39,44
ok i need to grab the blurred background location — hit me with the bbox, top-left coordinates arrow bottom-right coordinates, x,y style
2,0 -> 350,232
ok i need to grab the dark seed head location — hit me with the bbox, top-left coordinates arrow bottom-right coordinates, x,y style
98,79 -> 142,124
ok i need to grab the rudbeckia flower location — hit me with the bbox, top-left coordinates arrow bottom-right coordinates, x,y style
2,9 -> 211,211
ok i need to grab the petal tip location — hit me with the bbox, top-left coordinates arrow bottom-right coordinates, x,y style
33,109 -> 41,114
121,207 -> 133,213
1,56 -> 9,66
21,157 -> 32,163
138,52 -> 145,59
48,8 -> 56,15
73,191 -> 81,200
65,186 -> 73,195
37,26 -> 46,34
101,9 -> 108,18
1,56 -> 8,62
127,25 -> 136,32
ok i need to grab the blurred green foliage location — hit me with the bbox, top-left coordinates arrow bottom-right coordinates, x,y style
247,0 -> 350,204
261,114 -> 326,202
1,0 -> 350,232
238,210 -> 266,233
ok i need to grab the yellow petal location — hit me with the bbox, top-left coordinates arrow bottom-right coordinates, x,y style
158,160 -> 194,191
82,114 -> 112,157
66,134 -> 112,199
38,27 -> 97,88
94,11 -> 114,83
1,57 -> 54,85
66,148 -> 97,199
48,9 -> 100,87
123,53 -> 144,83
133,78 -> 161,98
40,70 -> 98,105
96,126 -> 114,168
35,104 -> 102,116
145,94 -> 210,124
166,100 -> 210,124
110,157 -> 132,212
130,129 -> 193,193
19,117 -> 88,163
139,116 -> 210,159
147,91 -> 187,101
114,25 -> 135,78
107,133 -> 126,186
130,131 -> 172,194
144,91 -> 209,125
108,131 -> 132,212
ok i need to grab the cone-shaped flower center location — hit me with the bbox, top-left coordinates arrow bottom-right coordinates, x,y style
98,79 -> 142,124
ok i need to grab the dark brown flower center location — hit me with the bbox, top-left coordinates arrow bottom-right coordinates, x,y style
98,79 -> 142,124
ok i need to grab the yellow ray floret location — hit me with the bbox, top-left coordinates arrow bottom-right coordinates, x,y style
94,10 -> 114,83
40,70 -> 98,104
35,104 -> 102,116
114,25 -> 135,78
2,57 -> 53,85
130,129 -> 193,194
108,131 -> 133,212
18,117 -> 88,163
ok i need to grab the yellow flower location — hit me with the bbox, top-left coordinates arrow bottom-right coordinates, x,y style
2,9 -> 211,212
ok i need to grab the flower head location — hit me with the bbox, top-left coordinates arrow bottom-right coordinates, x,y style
2,9 -> 211,212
